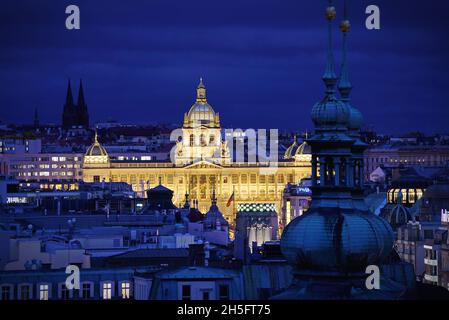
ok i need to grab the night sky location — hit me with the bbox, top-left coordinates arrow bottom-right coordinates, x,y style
1,0 -> 449,134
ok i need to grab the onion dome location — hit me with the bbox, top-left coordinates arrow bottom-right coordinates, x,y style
281,207 -> 394,272
311,5 -> 349,131
347,106 -> 363,131
311,94 -> 349,130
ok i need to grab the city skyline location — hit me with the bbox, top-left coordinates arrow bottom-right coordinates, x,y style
1,0 -> 449,134
1,0 -> 449,304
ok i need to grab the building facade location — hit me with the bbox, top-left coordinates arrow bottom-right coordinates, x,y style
82,81 -> 311,220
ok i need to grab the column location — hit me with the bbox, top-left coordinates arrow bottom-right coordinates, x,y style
346,160 -> 353,187
334,157 -> 340,186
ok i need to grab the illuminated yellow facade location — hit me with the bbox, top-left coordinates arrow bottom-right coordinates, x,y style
82,80 -> 311,221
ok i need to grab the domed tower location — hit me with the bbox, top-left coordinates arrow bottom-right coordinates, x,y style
278,1 -> 396,299
381,192 -> 414,230
83,130 -> 109,167
175,79 -> 230,165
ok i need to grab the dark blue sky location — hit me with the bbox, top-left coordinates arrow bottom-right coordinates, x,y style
1,0 -> 448,134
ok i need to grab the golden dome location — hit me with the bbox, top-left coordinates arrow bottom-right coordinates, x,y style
85,131 -> 108,157
185,78 -> 219,127
84,131 -> 109,166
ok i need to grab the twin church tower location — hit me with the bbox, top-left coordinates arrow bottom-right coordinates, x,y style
62,79 -> 89,128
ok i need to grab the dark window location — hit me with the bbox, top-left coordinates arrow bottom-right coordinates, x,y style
61,284 -> 70,300
219,285 -> 229,300
20,285 -> 30,300
424,230 -> 434,239
82,283 -> 91,299
202,291 -> 210,301
93,176 -> 100,183
1,286 -> 11,300
181,285 -> 191,300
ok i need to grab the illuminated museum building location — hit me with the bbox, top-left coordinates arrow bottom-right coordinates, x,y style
82,80 -> 311,219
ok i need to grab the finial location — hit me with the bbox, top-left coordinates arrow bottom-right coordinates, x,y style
303,130 -> 309,140
94,128 -> 98,143
323,0 -> 337,95
196,77 -> 206,103
198,77 -> 205,88
338,0 -> 352,101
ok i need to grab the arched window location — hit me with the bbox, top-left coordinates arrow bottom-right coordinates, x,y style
189,134 -> 194,147
200,134 -> 206,147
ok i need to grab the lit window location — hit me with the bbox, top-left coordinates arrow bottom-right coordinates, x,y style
39,284 -> 49,300
102,282 -> 112,300
121,282 -> 130,299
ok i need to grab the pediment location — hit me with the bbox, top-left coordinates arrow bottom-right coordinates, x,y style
184,160 -> 223,169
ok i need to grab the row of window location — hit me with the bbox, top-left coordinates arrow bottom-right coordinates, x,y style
103,174 -> 296,185
17,171 -> 79,177
0,281 -> 131,300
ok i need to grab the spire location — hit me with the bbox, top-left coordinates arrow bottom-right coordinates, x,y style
94,128 -> 99,143
196,77 -> 207,103
77,79 -> 86,107
65,79 -> 74,105
184,192 -> 190,209
77,79 -> 89,127
323,1 -> 337,95
338,0 -> 352,101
